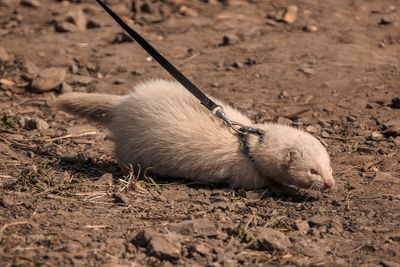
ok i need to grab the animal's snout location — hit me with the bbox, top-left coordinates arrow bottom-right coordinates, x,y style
324,180 -> 334,189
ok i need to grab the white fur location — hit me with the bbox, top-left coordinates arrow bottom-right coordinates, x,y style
54,79 -> 335,190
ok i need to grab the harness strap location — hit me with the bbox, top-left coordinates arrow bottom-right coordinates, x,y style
95,0 -> 266,146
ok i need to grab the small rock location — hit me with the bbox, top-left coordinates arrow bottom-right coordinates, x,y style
321,131 -> 330,138
245,191 -> 260,200
87,18 -> 101,29
222,34 -> 239,46
132,69 -> 145,75
55,21 -> 80,33
147,236 -> 181,261
245,57 -> 257,66
179,5 -> 198,17
113,79 -> 125,85
379,15 -> 395,25
168,218 -> 218,237
19,116 -> 49,131
303,24 -> 318,32
188,243 -> 210,256
380,260 -> 400,267
20,59 -> 39,78
112,193 -> 128,205
65,8 -> 87,31
356,146 -> 375,154
60,82 -> 73,93
67,75 -> 95,86
370,131 -> 384,140
0,46 -> 10,62
282,5 -> 298,24
232,61 -> 243,69
373,172 -> 400,184
306,125 -> 319,134
31,67 -> 66,92
308,215 -> 331,227
20,0 -> 40,8
132,228 -> 158,247
299,64 -> 316,75
277,117 -> 293,126
295,220 -> 310,234
112,31 -> 134,43
0,196 -> 15,208
254,227 -> 291,253
391,97 -> 400,109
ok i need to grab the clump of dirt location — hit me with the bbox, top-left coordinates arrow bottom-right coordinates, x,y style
0,0 -> 399,266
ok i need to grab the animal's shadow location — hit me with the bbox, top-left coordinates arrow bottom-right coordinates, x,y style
58,155 -> 318,203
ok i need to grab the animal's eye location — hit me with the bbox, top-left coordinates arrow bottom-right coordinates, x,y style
310,169 -> 318,175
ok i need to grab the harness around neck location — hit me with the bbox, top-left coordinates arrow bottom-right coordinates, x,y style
95,0 -> 266,155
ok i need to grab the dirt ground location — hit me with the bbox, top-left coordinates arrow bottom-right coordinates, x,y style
0,0 -> 399,266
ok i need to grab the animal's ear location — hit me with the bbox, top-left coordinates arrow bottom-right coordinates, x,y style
285,150 -> 301,164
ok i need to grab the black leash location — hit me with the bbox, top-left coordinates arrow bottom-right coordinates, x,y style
95,0 -> 265,143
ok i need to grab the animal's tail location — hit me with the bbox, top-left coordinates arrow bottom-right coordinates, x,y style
52,93 -> 123,125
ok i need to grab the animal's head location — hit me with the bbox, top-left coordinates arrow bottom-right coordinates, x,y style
251,124 -> 335,190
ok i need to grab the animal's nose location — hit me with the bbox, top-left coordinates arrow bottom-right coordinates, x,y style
324,180 -> 334,188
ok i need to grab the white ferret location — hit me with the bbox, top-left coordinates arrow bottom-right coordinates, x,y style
54,79 -> 335,190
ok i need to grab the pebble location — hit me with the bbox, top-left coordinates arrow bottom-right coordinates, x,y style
21,59 -> 39,78
20,0 -> 40,8
222,34 -> 239,46
19,116 -> 49,131
299,64 -> 316,75
31,67 -> 67,92
0,196 -> 15,208
303,24 -> 318,32
308,215 -> 331,227
306,125 -> 319,134
282,5 -> 298,24
168,218 -> 218,237
55,21 -> 79,33
373,172 -> 400,184
188,243 -> 210,256
112,31 -> 134,43
232,61 -> 243,69
0,46 -> 10,62
147,235 -> 181,261
277,117 -> 293,126
391,97 -> 400,109
295,220 -> 310,234
380,260 -> 400,267
65,8 -> 87,31
87,19 -> 101,29
253,227 -> 291,253
379,15 -> 395,25
67,75 -> 94,86
179,5 -> 198,17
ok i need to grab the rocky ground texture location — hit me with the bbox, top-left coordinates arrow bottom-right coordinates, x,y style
0,0 -> 399,266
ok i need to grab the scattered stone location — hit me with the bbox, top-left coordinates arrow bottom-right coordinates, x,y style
67,75 -> 95,86
0,196 -> 15,208
188,243 -> 210,256
112,31 -> 134,43
379,15 -> 395,25
19,116 -> 49,131
370,131 -> 384,141
113,79 -> 125,85
87,18 -> 101,29
373,172 -> 400,184
147,235 -> 181,261
306,125 -> 319,134
254,227 -> 291,253
380,260 -> 400,267
31,67 -> 66,92
232,61 -> 243,69
60,82 -> 73,93
281,5 -> 298,24
303,24 -> 318,32
132,228 -> 158,247
0,46 -> 10,62
20,0 -> 40,8
321,131 -> 330,138
356,146 -> 375,154
295,220 -> 310,234
391,97 -> 400,109
277,117 -> 293,126
222,34 -> 239,46
132,69 -> 145,75
55,21 -> 80,33
20,59 -> 39,78
168,218 -> 218,237
245,57 -> 257,66
65,8 -> 87,31
308,215 -> 331,227
179,5 -> 198,17
245,191 -> 260,200
112,193 -> 128,205
299,64 -> 316,75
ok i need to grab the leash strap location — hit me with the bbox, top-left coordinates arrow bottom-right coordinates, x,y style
95,0 -> 218,111
95,0 -> 266,141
